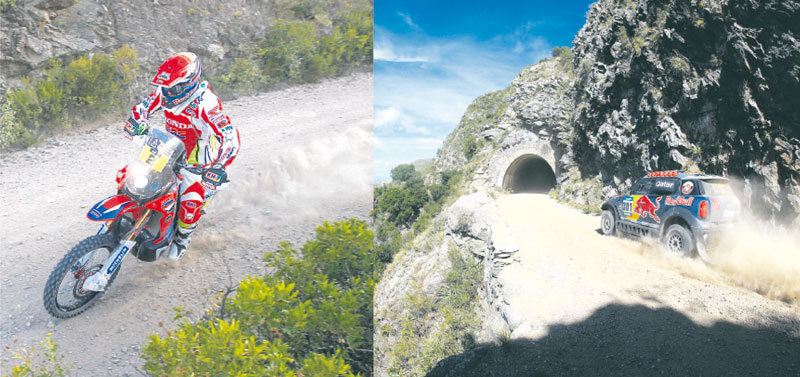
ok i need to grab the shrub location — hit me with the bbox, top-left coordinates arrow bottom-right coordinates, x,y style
4,333 -> 70,377
142,219 -> 373,376
257,20 -> 322,84
387,246 -> 482,376
4,45 -> 139,148
219,57 -> 268,96
374,180 -> 429,226
0,99 -> 29,150
551,46 -> 571,57
390,163 -> 417,182
463,135 -> 479,159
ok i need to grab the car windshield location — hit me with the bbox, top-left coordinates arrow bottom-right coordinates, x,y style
700,179 -> 733,196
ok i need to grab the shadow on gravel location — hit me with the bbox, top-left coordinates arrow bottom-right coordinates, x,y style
426,303 -> 799,377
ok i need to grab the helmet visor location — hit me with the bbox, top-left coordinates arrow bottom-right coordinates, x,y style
161,78 -> 199,109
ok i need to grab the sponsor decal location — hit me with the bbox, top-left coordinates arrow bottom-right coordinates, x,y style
162,198 -> 175,211
220,125 -> 233,132
665,196 -> 694,206
681,181 -> 694,195
185,201 -> 197,208
189,100 -> 198,110
124,120 -> 136,134
648,171 -> 679,177
711,198 -> 721,210
107,246 -> 129,274
655,180 -> 674,189
146,137 -> 161,149
166,118 -> 193,129
634,196 -> 661,223
620,197 -> 634,215
204,171 -> 221,183
157,72 -> 171,81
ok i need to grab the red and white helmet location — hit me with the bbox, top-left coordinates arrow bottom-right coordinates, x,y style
152,52 -> 203,109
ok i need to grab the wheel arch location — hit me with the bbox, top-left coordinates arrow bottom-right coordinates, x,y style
661,215 -> 691,237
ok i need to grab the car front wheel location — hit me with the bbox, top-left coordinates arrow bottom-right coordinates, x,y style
601,210 -> 617,236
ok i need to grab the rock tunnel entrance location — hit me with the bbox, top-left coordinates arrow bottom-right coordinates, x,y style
502,154 -> 557,193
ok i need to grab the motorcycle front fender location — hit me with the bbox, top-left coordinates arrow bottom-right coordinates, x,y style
87,194 -> 137,221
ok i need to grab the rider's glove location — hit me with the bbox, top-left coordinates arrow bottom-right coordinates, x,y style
202,164 -> 228,187
123,117 -> 149,140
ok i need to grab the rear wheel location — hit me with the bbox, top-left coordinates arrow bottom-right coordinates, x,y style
601,210 -> 617,236
663,224 -> 695,258
43,234 -> 120,318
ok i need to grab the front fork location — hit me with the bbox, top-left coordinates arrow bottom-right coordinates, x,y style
82,209 -> 152,292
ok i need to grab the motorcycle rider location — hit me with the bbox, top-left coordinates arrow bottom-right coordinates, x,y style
122,52 -> 240,260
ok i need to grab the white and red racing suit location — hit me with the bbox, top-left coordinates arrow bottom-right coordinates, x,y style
129,81 -> 240,234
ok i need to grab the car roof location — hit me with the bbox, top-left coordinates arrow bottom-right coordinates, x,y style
644,170 -> 727,180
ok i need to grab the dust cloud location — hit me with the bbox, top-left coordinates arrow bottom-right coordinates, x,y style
625,212 -> 800,306
710,220 -> 800,304
195,124 -> 372,248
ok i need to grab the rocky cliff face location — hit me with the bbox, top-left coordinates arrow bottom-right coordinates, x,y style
0,0 -> 275,94
570,0 -> 800,223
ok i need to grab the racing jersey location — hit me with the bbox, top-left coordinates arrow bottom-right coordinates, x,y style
130,82 -> 240,168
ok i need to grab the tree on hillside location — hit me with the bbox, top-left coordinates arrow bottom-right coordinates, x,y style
391,164 -> 417,182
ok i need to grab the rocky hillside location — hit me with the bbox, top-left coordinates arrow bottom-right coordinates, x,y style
375,0 -> 800,375
570,0 -> 800,223
0,0 -> 268,94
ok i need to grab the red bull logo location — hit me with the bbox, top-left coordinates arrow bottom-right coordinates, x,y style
634,196 -> 661,223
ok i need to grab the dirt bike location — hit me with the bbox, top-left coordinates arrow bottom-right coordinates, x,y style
43,128 -> 201,318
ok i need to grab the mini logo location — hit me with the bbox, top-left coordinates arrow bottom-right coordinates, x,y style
681,181 -> 694,195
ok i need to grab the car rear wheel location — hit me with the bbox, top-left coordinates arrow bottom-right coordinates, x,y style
664,224 -> 695,258
601,210 -> 616,236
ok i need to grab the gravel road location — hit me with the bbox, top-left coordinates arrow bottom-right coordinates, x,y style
430,193 -> 800,376
0,72 -> 373,375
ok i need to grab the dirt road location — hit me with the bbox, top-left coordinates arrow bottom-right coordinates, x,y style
453,193 -> 800,376
0,73 -> 373,375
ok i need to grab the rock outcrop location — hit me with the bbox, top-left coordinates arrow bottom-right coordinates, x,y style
0,0 -> 276,94
570,0 -> 800,224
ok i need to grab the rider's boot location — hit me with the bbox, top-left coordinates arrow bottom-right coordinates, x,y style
168,223 -> 195,260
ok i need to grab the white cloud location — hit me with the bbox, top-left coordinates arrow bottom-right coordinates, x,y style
398,12 -> 420,31
374,38 -> 430,63
374,106 -> 430,134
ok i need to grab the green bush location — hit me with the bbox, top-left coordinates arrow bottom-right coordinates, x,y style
0,99 -> 29,150
390,163 -> 417,182
142,219 -> 373,377
257,20 -> 323,84
374,179 -> 429,227
463,135 -> 479,159
3,333 -> 70,377
4,45 -> 139,148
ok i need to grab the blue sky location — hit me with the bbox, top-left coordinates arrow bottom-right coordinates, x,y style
374,0 -> 596,182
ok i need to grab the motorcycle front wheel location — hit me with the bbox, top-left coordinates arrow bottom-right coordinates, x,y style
43,233 -> 120,318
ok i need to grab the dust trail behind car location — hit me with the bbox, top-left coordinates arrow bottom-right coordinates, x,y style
601,204 -> 800,306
